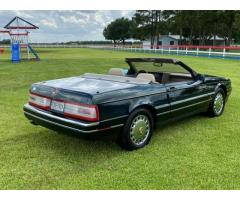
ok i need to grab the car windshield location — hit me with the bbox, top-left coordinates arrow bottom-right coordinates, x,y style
130,61 -> 190,74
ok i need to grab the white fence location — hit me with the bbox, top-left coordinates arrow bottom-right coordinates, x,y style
105,46 -> 240,60
1,44 -> 240,60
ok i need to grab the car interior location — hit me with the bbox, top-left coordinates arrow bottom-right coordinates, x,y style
108,67 -> 193,84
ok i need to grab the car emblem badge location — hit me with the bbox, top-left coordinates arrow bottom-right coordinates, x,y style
52,89 -> 58,96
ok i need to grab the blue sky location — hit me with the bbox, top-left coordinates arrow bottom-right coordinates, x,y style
0,10 -> 135,43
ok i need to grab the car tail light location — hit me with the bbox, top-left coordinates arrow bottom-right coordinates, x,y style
64,102 -> 99,122
29,93 -> 51,110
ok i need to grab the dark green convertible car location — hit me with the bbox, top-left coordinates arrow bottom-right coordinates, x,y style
23,58 -> 231,150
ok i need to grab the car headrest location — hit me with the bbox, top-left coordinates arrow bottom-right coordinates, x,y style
136,73 -> 156,83
108,68 -> 125,76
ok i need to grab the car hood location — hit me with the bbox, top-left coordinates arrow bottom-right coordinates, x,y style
37,74 -> 142,95
204,74 -> 229,82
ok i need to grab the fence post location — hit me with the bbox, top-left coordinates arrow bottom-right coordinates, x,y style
83,44 -> 240,60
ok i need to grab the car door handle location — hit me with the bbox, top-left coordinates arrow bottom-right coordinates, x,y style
167,87 -> 176,92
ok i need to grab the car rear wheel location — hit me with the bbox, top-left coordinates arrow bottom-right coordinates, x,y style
207,88 -> 226,117
117,108 -> 153,150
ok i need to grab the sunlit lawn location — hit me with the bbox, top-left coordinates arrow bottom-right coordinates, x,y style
0,48 -> 239,189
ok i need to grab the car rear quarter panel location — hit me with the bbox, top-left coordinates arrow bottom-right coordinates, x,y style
93,84 -> 168,121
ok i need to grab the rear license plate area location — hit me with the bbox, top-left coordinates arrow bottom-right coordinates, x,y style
51,100 -> 65,113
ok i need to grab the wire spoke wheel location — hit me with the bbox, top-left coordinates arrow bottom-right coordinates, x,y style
213,93 -> 224,115
129,114 -> 150,146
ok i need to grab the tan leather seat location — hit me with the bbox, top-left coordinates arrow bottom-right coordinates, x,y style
136,73 -> 156,83
108,68 -> 125,76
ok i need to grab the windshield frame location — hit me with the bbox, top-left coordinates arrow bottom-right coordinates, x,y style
125,58 -> 198,79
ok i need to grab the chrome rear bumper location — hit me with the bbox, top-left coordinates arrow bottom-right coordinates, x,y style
23,104 -> 124,134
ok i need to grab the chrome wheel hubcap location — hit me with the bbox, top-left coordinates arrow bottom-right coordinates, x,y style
130,115 -> 150,145
214,93 -> 224,115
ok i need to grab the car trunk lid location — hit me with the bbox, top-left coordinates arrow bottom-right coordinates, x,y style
30,74 -> 140,104
33,75 -> 138,94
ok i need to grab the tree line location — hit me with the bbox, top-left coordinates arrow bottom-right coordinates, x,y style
103,10 -> 240,46
0,39 -> 10,45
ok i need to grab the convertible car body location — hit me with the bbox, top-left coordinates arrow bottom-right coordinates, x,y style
23,58 -> 231,150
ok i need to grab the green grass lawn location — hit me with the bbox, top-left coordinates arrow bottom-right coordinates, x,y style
0,48 -> 240,189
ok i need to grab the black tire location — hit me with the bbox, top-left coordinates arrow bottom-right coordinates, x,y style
117,108 -> 154,151
207,88 -> 226,117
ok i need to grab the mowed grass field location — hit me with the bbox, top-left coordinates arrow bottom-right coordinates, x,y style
0,48 -> 240,189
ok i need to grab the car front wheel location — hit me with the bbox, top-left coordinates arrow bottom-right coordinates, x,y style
207,88 -> 226,117
117,108 -> 154,150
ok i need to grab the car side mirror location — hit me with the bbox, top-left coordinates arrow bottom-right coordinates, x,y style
198,74 -> 205,82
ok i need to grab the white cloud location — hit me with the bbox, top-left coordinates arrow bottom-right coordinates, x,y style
60,15 -> 87,25
12,11 -> 34,19
94,13 -> 106,27
120,10 -> 135,18
0,10 -> 135,42
40,18 -> 58,29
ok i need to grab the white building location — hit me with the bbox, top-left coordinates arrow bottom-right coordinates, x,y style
143,35 -> 185,49
142,34 -> 228,49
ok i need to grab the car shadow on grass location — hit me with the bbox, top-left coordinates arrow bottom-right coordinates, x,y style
21,113 -> 209,152
0,113 -> 214,179
2,113 -> 211,161
154,113 -> 209,134
1,128 -> 125,170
